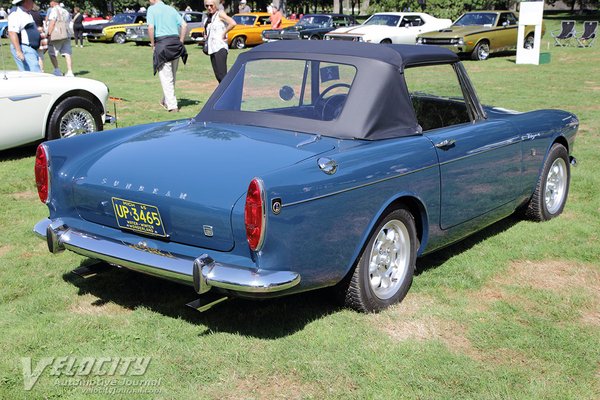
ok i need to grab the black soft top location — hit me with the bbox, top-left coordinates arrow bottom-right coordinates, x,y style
250,40 -> 459,70
198,41 -> 460,140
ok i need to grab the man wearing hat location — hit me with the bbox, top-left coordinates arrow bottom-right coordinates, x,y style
7,0 -> 42,72
238,0 -> 250,13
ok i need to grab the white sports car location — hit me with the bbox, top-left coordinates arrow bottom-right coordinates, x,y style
0,70 -> 111,151
325,12 -> 452,44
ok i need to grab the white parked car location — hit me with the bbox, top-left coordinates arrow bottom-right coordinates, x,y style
0,70 -> 112,151
325,12 -> 452,44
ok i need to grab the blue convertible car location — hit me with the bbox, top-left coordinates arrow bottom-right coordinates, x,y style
34,41 -> 578,312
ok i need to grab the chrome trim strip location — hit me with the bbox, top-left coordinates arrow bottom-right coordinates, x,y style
282,164 -> 435,208
9,94 -> 42,102
34,219 -> 300,293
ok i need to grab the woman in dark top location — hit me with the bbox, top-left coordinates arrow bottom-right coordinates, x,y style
72,7 -> 84,48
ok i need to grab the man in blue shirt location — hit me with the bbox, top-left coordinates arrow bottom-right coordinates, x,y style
148,0 -> 188,112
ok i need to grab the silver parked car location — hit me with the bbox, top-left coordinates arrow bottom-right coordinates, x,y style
126,11 -> 206,45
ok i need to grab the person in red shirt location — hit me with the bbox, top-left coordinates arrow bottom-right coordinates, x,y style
270,3 -> 282,29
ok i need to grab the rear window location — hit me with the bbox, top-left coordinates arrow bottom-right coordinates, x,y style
214,59 -> 356,122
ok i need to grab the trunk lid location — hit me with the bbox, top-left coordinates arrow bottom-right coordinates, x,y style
73,120 -> 334,251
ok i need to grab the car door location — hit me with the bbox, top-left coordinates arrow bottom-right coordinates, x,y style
495,12 -> 519,50
404,63 -> 523,229
0,74 -> 52,150
395,15 -> 425,44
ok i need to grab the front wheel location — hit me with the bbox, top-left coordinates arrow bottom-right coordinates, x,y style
341,208 -> 418,313
471,41 -> 490,61
113,32 -> 126,44
308,34 -> 320,40
380,38 -> 392,44
231,36 -> 246,49
47,97 -> 103,140
524,144 -> 570,221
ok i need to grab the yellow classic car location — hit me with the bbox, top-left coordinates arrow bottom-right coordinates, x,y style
416,11 -> 545,60
84,13 -> 147,44
190,12 -> 295,49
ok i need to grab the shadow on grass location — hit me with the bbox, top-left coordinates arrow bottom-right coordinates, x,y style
61,215 -> 522,337
0,143 -> 38,161
178,98 -> 201,110
62,262 -> 341,339
416,215 -> 520,275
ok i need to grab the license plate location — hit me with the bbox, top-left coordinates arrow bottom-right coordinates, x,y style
112,197 -> 167,237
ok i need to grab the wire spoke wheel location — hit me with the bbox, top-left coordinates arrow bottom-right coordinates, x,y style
59,108 -> 97,138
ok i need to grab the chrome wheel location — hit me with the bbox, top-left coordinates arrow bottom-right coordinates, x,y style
525,34 -> 535,49
59,108 -> 98,138
476,43 -> 489,60
368,219 -> 411,300
544,158 -> 567,214
113,32 -> 126,44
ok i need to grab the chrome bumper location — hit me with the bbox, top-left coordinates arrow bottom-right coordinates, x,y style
34,219 -> 301,295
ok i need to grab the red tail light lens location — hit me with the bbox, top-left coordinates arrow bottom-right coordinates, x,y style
35,144 -> 50,204
244,178 -> 266,251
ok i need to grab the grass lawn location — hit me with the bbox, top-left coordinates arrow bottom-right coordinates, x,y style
1,13 -> 599,399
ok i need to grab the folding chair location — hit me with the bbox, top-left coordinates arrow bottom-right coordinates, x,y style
576,21 -> 598,47
551,20 -> 576,47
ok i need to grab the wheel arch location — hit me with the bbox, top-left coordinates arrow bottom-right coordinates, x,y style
345,193 -> 429,278
45,90 -> 105,139
229,35 -> 247,47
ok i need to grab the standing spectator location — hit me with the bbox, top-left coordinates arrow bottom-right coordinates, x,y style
7,0 -> 41,72
270,3 -> 282,29
0,7 -> 8,18
30,2 -> 47,71
71,7 -> 84,48
47,0 -> 74,76
204,0 -> 236,83
148,0 -> 188,113
238,0 -> 250,13
185,5 -> 192,12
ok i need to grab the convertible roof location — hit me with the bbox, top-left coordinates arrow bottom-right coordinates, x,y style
198,41 -> 462,140
248,40 -> 459,70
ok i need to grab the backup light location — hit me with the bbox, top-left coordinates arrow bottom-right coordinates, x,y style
244,178 -> 266,251
35,144 -> 50,204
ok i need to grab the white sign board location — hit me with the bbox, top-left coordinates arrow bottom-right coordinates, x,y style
516,1 -> 545,65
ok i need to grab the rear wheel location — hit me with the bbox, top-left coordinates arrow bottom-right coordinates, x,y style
113,32 -> 126,44
524,33 -> 535,49
308,34 -> 320,40
47,97 -> 103,140
471,41 -> 490,60
231,36 -> 246,49
340,208 -> 417,313
524,144 -> 570,221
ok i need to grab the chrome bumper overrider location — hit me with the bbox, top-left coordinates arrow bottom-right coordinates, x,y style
34,219 -> 301,295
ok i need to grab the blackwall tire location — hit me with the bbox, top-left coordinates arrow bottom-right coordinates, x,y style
471,41 -> 490,61
524,144 -> 570,221
47,97 -> 103,140
342,208 -> 418,313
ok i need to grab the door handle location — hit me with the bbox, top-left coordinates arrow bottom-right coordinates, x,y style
435,139 -> 456,149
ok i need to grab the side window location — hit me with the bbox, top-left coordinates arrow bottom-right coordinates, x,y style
259,16 -> 270,25
404,64 -> 471,131
506,13 -> 517,25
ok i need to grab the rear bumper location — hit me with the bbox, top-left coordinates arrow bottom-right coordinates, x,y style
34,218 -> 301,295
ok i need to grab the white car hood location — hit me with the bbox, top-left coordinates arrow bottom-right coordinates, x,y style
329,25 -> 396,36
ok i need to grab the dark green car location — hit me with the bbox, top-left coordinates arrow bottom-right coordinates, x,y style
416,11 -> 544,61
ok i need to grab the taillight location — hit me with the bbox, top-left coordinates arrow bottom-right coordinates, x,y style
35,144 -> 50,204
244,178 -> 266,251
